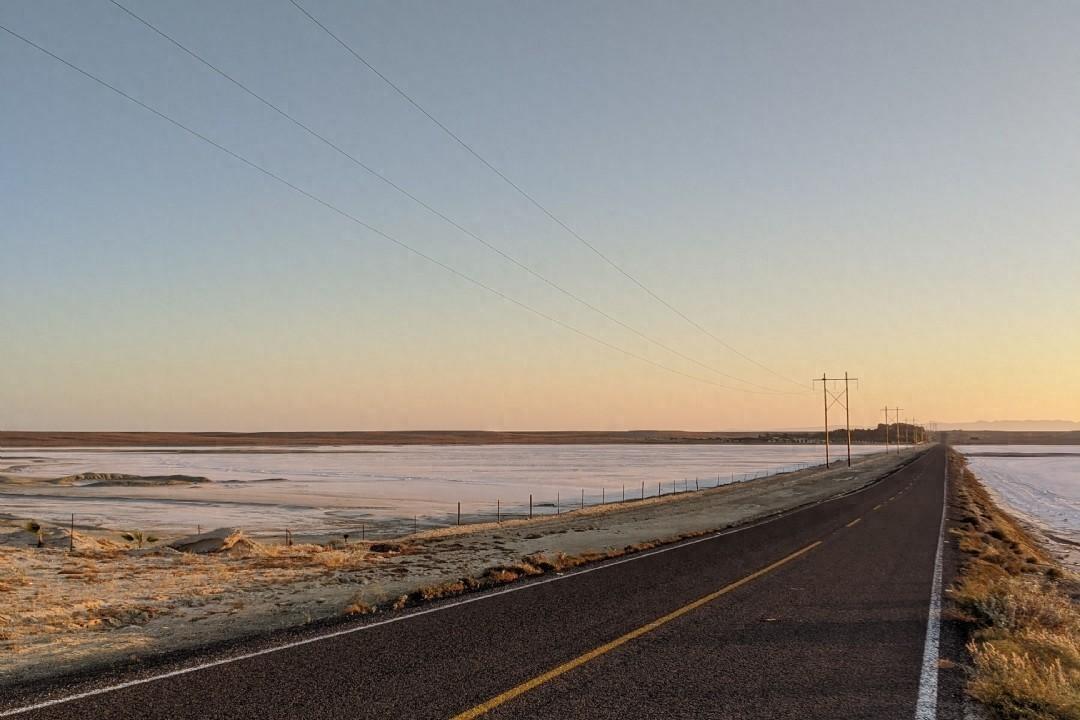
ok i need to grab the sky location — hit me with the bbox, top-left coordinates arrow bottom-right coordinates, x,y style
2,0 -> 1078,431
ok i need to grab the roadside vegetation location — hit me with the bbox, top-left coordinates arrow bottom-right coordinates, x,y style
345,541 -> 667,615
946,450 -> 1079,719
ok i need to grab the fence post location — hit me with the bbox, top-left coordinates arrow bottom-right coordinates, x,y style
580,489 -> 584,510
529,494 -> 533,519
557,491 -> 560,515
695,478 -> 699,491
457,502 -> 461,526
622,484 -> 625,502
602,488 -> 605,504
658,481 -> 661,497
641,481 -> 644,499
197,524 -> 201,536
69,513 -> 74,552
497,499 -> 501,523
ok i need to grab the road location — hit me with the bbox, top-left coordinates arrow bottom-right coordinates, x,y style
2,446 -> 951,719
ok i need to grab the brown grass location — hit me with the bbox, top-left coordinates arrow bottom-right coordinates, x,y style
0,553 -> 31,593
346,539 -> 671,616
947,450 -> 1080,720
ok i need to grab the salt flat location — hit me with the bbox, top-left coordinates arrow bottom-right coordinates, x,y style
1,444 -> 886,535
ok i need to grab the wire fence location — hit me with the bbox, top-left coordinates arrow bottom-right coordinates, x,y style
244,458 -> 829,544
22,455 -> 894,550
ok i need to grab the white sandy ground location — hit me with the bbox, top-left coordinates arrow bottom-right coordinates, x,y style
0,444 -> 888,533
0,449 -> 919,687
957,447 -> 1080,572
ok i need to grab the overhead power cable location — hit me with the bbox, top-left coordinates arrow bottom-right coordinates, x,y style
106,0 -> 796,395
0,22 -> 790,397
288,0 -> 809,392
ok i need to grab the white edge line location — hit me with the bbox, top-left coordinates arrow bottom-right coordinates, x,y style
0,451 -> 927,718
914,455 -> 948,719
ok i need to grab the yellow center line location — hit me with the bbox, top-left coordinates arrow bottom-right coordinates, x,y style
846,517 -> 862,527
450,540 -> 824,720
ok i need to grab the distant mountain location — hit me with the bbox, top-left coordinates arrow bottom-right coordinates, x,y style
938,420 -> 1080,432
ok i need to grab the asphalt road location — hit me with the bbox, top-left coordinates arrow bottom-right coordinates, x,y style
2,446 -> 951,719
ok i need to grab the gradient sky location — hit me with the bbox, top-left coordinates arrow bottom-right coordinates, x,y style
2,0 -> 1078,431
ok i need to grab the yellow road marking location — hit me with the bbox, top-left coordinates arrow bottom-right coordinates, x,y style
450,540 -> 824,719
846,518 -> 862,527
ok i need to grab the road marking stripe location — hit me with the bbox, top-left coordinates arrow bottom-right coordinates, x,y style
846,518 -> 862,527
873,504 -> 883,511
914,456 -> 948,719
451,541 -> 823,720
0,452 -> 928,718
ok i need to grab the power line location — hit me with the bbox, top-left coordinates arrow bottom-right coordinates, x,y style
0,21 -> 788,397
104,0 -> 796,396
287,0 -> 809,392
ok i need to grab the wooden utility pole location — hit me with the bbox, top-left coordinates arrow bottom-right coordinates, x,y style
813,372 -> 858,468
893,407 -> 904,454
820,373 -> 830,468
882,406 -> 890,453
844,372 -> 853,467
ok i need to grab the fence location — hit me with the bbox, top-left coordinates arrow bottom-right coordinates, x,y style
33,456 -> 870,549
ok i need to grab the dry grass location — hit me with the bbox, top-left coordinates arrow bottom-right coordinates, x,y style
343,600 -> 375,616
947,450 -> 1080,720
347,539 -> 669,615
0,552 -> 31,593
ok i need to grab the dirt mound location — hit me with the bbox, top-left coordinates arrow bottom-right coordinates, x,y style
56,472 -> 211,486
169,528 -> 262,555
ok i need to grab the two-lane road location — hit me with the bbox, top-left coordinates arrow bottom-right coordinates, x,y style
2,446 -> 951,719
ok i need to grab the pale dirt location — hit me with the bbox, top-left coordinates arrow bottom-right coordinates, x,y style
0,449 -> 920,687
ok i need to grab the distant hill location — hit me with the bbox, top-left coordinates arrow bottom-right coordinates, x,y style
938,429 -> 1080,445
0,428 -> 885,447
938,420 -> 1080,432
0,430 -> 788,447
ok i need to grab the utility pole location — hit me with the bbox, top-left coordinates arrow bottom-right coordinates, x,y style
893,407 -> 904,454
813,372 -> 858,468
820,373 -> 830,468
882,406 -> 903,454
844,372 -> 853,467
882,406 -> 890,454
